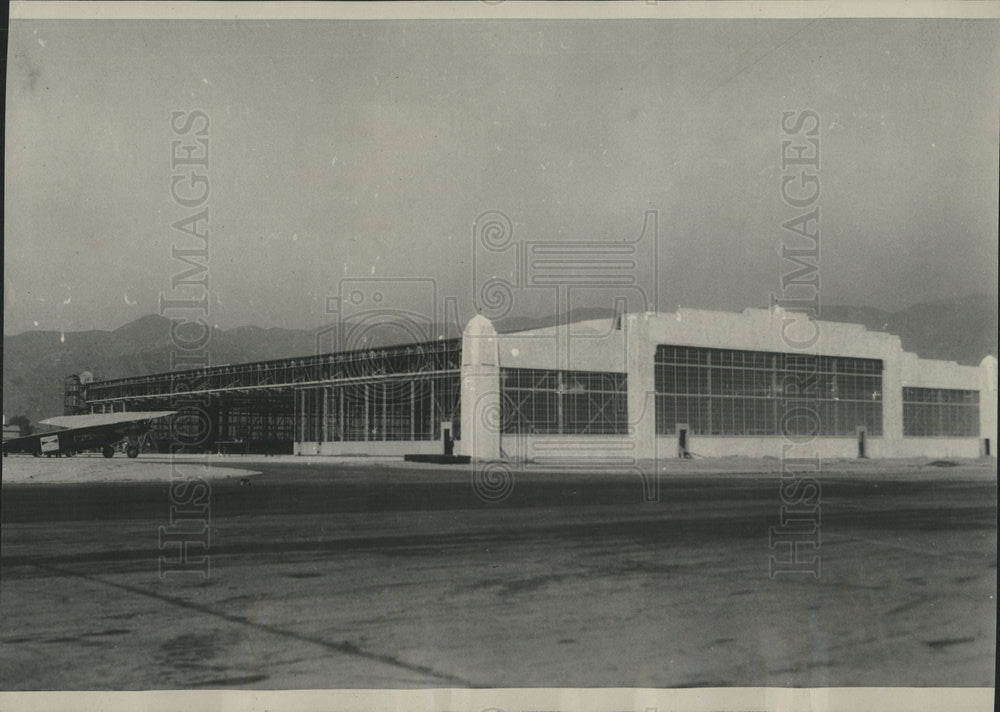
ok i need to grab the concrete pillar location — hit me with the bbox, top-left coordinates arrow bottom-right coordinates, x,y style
881,347 -> 905,457
981,355 -> 998,457
458,314 -> 501,460
625,313 -> 657,460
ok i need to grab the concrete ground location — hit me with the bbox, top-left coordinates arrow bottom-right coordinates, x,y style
0,455 -> 995,689
1,453 -> 260,485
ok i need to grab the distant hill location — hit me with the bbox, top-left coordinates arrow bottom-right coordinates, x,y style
819,294 -> 997,366
2,316 -> 320,425
3,294 -> 996,425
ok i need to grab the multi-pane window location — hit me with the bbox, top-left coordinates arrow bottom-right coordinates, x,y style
298,373 -> 460,442
296,340 -> 462,442
903,387 -> 979,436
655,346 -> 883,436
500,368 -> 627,435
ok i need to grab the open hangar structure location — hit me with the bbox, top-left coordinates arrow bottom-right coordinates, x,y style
68,308 -> 997,460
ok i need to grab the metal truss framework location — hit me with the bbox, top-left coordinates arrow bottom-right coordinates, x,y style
72,339 -> 462,452
297,373 -> 460,443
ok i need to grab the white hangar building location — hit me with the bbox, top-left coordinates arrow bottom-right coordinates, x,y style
77,308 -> 997,461
300,307 -> 997,461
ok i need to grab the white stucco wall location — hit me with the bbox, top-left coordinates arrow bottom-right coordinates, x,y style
979,355 -> 997,457
296,439 -> 445,457
474,308 -> 992,461
297,308 -> 994,460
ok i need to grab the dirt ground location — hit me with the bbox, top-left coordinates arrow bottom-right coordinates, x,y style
1,456 -> 995,692
1,453 -> 260,485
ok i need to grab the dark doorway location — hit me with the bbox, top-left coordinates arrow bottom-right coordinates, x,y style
677,424 -> 690,459
442,423 -> 454,456
983,438 -> 991,457
857,427 -> 867,459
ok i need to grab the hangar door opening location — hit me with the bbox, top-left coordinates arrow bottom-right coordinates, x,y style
441,421 -> 454,455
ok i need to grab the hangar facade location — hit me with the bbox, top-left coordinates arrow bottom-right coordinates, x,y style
69,308 -> 998,460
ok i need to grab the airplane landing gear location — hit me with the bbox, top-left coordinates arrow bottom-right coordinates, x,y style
126,445 -> 140,459
102,445 -> 116,458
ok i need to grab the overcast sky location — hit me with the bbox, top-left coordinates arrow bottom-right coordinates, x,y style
4,17 -> 998,334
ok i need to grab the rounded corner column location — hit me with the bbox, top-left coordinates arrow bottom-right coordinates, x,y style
458,315 -> 501,460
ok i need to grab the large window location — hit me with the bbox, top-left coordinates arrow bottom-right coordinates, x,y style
655,346 -> 883,437
296,340 -> 462,442
298,374 -> 460,442
903,387 -> 979,437
500,368 -> 627,435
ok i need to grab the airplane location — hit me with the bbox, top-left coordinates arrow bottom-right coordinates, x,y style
2,411 -> 176,459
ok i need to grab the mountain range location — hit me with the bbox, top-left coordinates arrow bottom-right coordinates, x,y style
3,294 -> 996,425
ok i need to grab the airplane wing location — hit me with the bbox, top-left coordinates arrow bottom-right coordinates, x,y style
39,411 -> 176,430
4,411 -> 176,458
